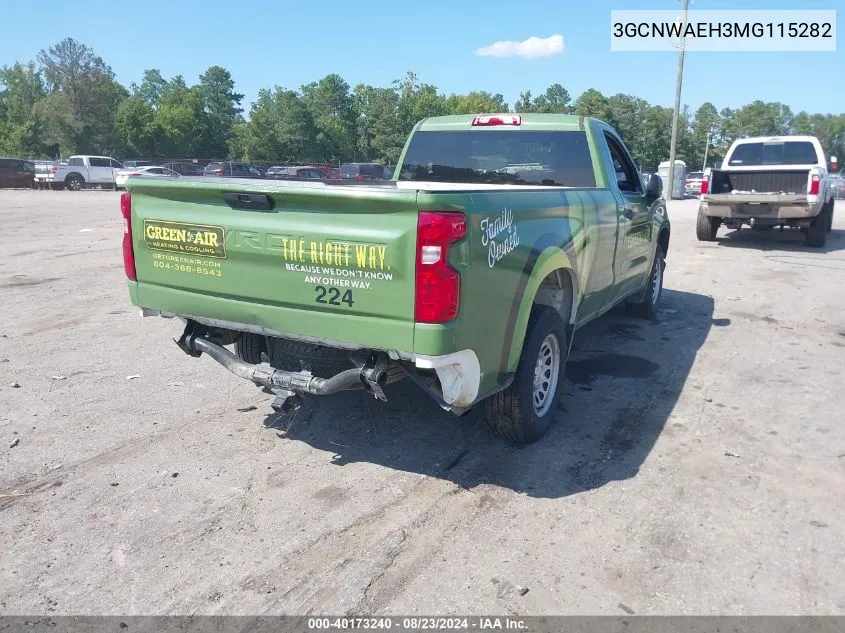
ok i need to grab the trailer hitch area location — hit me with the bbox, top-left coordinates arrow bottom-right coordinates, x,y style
270,388 -> 302,416
175,320 -> 207,358
175,322 -> 389,402
354,352 -> 392,402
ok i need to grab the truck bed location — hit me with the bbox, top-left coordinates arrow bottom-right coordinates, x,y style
709,169 -> 809,195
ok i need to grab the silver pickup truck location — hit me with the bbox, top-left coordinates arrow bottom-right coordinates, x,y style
697,136 -> 835,247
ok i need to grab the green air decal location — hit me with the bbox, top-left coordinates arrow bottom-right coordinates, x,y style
144,219 -> 227,259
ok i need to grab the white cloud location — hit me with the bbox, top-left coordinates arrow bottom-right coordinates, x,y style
474,34 -> 564,59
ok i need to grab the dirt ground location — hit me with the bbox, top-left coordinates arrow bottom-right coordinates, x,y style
1,191 -> 843,616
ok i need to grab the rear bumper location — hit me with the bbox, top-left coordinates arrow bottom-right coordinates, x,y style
700,195 -> 821,220
132,282 -> 483,409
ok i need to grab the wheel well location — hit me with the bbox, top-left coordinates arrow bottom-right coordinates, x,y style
65,172 -> 83,182
658,227 -> 670,258
532,268 -> 576,324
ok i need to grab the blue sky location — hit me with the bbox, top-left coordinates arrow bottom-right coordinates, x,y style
1,0 -> 841,116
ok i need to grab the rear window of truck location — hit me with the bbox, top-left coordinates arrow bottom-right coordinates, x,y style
728,141 -> 818,166
398,130 -> 596,187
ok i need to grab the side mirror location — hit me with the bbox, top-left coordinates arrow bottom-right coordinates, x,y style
646,173 -> 663,197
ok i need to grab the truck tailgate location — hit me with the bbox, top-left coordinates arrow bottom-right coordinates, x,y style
127,178 -> 420,351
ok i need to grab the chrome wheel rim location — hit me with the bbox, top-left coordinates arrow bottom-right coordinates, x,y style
651,258 -> 663,306
532,334 -> 560,417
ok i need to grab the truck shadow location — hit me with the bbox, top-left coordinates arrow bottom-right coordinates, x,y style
716,227 -> 845,253
266,289 -> 714,499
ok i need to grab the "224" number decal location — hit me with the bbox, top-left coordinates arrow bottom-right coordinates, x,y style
314,285 -> 354,307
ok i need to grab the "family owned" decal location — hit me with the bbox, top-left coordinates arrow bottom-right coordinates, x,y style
480,208 -> 520,268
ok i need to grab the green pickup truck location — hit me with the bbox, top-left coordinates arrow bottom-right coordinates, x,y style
122,114 -> 670,443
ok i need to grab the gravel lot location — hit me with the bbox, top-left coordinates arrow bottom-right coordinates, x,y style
1,190 -> 844,616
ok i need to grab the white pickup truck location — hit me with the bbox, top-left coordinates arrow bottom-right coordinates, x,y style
54,155 -> 124,191
697,135 -> 835,247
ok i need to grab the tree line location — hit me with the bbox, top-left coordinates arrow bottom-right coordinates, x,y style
1,38 -> 843,172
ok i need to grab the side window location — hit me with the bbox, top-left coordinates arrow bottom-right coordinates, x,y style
89,157 -> 110,168
110,159 -> 123,169
604,133 -> 641,193
69,157 -> 83,167
147,168 -> 163,174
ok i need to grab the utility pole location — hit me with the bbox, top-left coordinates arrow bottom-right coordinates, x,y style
667,0 -> 689,200
702,131 -> 711,171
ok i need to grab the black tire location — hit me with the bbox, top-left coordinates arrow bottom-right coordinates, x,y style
627,246 -> 665,320
485,307 -> 566,444
235,332 -> 266,364
270,339 -> 354,378
66,174 -> 84,191
806,205 -> 828,247
696,209 -> 720,241
825,200 -> 834,233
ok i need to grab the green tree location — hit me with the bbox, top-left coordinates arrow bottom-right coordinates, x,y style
514,90 -> 534,113
114,94 -> 155,157
233,87 -> 319,163
198,66 -> 244,157
572,88 -> 613,123
395,71 -> 447,133
531,83 -> 572,114
689,102 -> 721,169
354,84 -> 405,163
444,91 -> 508,115
37,38 -> 127,153
0,62 -> 48,156
133,69 -> 169,105
301,74 -> 357,162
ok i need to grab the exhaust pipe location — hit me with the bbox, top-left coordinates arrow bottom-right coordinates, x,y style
186,336 -> 363,395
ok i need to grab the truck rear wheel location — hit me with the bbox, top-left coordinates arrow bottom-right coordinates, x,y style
806,205 -> 829,247
485,307 -> 566,444
696,210 -> 720,242
66,174 -> 84,191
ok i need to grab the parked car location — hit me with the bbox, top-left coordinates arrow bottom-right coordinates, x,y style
203,161 -> 255,178
697,135 -> 835,246
0,157 -> 36,188
161,161 -> 205,176
122,160 -> 157,169
684,171 -> 704,198
268,166 -> 329,180
54,155 -> 124,190
32,160 -> 59,189
123,113 -> 670,445
115,165 -> 179,189
248,165 -> 266,177
340,162 -> 387,180
310,164 -> 342,179
830,173 -> 844,200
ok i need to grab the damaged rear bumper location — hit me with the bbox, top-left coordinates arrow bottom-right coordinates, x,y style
170,318 -> 482,413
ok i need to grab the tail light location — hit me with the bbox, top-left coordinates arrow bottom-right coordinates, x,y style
809,174 -> 820,195
472,114 -> 521,127
357,174 -> 366,181
415,211 -> 466,323
120,192 -> 136,281
209,169 -> 223,176
50,166 -> 57,174
700,177 -> 709,195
